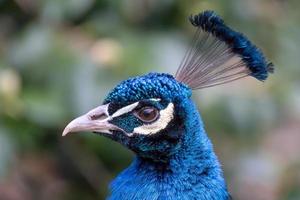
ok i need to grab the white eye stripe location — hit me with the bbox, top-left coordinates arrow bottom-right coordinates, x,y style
133,103 -> 174,135
149,98 -> 161,102
111,102 -> 139,118
111,98 -> 161,119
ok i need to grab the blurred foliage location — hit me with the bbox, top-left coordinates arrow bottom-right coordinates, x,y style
0,0 -> 300,200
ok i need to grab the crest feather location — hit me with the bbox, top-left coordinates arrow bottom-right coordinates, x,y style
175,10 -> 273,89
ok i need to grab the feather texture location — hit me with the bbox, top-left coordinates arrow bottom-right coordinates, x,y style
63,10 -> 274,200
175,10 -> 274,89
109,98 -> 230,200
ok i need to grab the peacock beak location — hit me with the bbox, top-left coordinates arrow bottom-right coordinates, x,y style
62,104 -> 119,136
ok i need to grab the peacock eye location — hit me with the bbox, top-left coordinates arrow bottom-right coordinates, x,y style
135,106 -> 159,123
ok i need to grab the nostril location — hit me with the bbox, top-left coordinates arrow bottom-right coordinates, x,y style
90,113 -> 108,121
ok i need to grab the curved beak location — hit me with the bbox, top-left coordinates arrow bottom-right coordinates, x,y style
62,104 -> 118,136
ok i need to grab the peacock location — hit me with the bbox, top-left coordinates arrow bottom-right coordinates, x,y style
62,11 -> 273,200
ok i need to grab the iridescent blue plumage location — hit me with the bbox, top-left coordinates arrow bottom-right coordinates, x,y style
105,73 -> 230,200
63,10 -> 272,200
104,73 -> 191,106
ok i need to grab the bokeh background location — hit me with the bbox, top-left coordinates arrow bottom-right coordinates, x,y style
0,0 -> 299,199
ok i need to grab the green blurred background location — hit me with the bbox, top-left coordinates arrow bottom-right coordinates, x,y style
0,0 -> 299,199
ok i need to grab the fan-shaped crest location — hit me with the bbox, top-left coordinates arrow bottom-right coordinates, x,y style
175,11 -> 274,89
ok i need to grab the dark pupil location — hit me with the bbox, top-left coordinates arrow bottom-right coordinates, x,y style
138,107 -> 157,122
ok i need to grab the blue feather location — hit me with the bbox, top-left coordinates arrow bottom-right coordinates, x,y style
63,10 -> 273,200
108,95 -> 230,200
189,10 -> 274,81
104,73 -> 191,106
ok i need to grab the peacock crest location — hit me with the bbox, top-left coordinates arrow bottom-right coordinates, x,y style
175,10 -> 273,89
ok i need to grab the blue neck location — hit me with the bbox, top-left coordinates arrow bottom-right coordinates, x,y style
108,100 -> 230,200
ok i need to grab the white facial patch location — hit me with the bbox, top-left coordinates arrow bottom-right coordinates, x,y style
111,99 -> 161,119
133,103 -> 174,135
149,98 -> 161,102
111,102 -> 139,118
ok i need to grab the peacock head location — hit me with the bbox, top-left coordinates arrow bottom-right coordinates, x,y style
63,10 -> 273,161
63,73 -> 193,160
